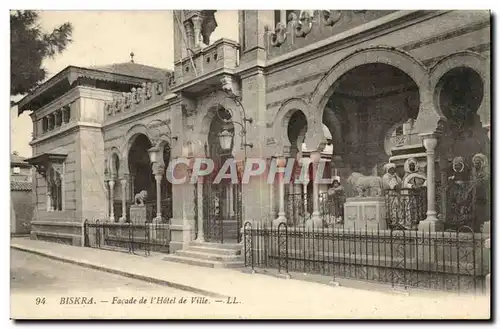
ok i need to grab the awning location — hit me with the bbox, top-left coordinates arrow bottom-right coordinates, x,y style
25,153 -> 67,176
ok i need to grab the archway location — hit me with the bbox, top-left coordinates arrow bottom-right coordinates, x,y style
319,63 -> 420,184
128,134 -> 155,205
434,67 -> 490,232
202,105 -> 241,243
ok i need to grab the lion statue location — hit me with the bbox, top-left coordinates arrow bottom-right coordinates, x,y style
346,172 -> 383,197
134,190 -> 148,206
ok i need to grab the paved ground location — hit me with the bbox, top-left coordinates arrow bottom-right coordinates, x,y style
10,238 -> 491,320
11,249 -> 180,293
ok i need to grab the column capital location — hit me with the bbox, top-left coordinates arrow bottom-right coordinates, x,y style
152,162 -> 166,176
419,133 -> 438,151
120,172 -> 130,181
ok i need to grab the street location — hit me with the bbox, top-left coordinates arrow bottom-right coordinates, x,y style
10,249 -> 185,294
10,246 -> 491,320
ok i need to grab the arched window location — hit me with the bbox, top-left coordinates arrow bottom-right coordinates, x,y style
48,166 -> 63,211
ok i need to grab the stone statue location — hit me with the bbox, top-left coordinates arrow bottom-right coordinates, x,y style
201,10 -> 217,46
134,190 -> 148,206
346,172 -> 383,197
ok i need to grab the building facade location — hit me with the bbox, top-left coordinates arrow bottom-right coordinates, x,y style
19,10 -> 491,254
10,153 -> 33,235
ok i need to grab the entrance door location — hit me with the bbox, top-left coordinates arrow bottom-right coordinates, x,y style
203,176 -> 242,243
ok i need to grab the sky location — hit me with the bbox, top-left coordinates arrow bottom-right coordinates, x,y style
10,10 -> 239,158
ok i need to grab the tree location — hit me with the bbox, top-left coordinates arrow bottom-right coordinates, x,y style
10,10 -> 73,96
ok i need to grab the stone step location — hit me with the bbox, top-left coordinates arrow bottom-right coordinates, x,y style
190,241 -> 242,250
162,254 -> 244,269
176,250 -> 242,262
189,245 -> 242,256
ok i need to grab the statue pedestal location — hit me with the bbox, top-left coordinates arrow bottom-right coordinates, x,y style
343,197 -> 386,230
130,205 -> 147,225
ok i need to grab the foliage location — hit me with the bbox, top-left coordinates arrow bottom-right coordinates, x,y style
10,10 -> 73,96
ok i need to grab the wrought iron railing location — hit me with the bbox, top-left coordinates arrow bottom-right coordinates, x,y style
83,219 -> 171,255
320,191 -> 346,227
285,192 -> 310,227
243,221 -> 489,294
384,188 -> 426,230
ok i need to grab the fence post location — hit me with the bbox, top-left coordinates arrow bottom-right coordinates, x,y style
277,222 -> 290,279
144,221 -> 151,257
243,221 -> 254,273
83,219 -> 88,247
482,221 -> 491,292
95,219 -> 101,248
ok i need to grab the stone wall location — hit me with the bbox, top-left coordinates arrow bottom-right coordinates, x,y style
32,129 -> 80,221
11,190 -> 34,235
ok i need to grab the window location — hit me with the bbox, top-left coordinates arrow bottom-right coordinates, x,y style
395,126 -> 404,136
13,167 -> 20,174
42,117 -> 48,133
48,166 -> 63,211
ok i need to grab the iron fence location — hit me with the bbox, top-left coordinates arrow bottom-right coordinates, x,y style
385,188 -> 426,230
285,192 -> 310,227
83,219 -> 171,256
243,221 -> 488,293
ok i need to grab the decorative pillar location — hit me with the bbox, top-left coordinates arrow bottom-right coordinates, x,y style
183,20 -> 195,49
306,152 -> 322,229
418,133 -> 443,231
269,180 -> 276,220
47,183 -> 53,212
129,174 -> 136,200
311,162 -> 321,220
48,114 -> 55,131
275,157 -> 287,225
153,163 -> 165,224
280,10 -> 287,25
104,178 -> 110,218
196,176 -> 204,242
228,183 -> 235,219
119,175 -> 128,223
191,15 -> 203,48
108,179 -> 115,222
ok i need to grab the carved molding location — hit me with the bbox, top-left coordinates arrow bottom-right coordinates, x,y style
293,10 -> 314,38
322,10 -> 343,26
105,74 -> 174,118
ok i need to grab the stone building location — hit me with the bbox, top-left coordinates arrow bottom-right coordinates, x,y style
10,153 -> 33,235
18,10 -> 490,258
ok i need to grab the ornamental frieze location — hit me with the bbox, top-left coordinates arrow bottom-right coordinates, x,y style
265,10 -> 386,51
105,73 -> 174,118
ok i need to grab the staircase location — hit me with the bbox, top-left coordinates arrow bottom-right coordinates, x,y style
163,241 -> 244,268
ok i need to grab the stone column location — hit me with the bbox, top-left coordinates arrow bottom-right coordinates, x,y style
228,183 -> 235,219
108,179 -> 115,222
47,183 -> 53,212
129,174 -> 136,200
269,179 -> 276,220
183,20 -> 194,49
119,176 -> 128,223
104,178 -> 110,218
196,176 -> 204,242
280,10 -> 287,25
153,163 -> 165,224
306,153 -> 322,229
191,15 -> 202,48
311,162 -> 321,220
274,157 -> 287,225
418,133 -> 443,231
